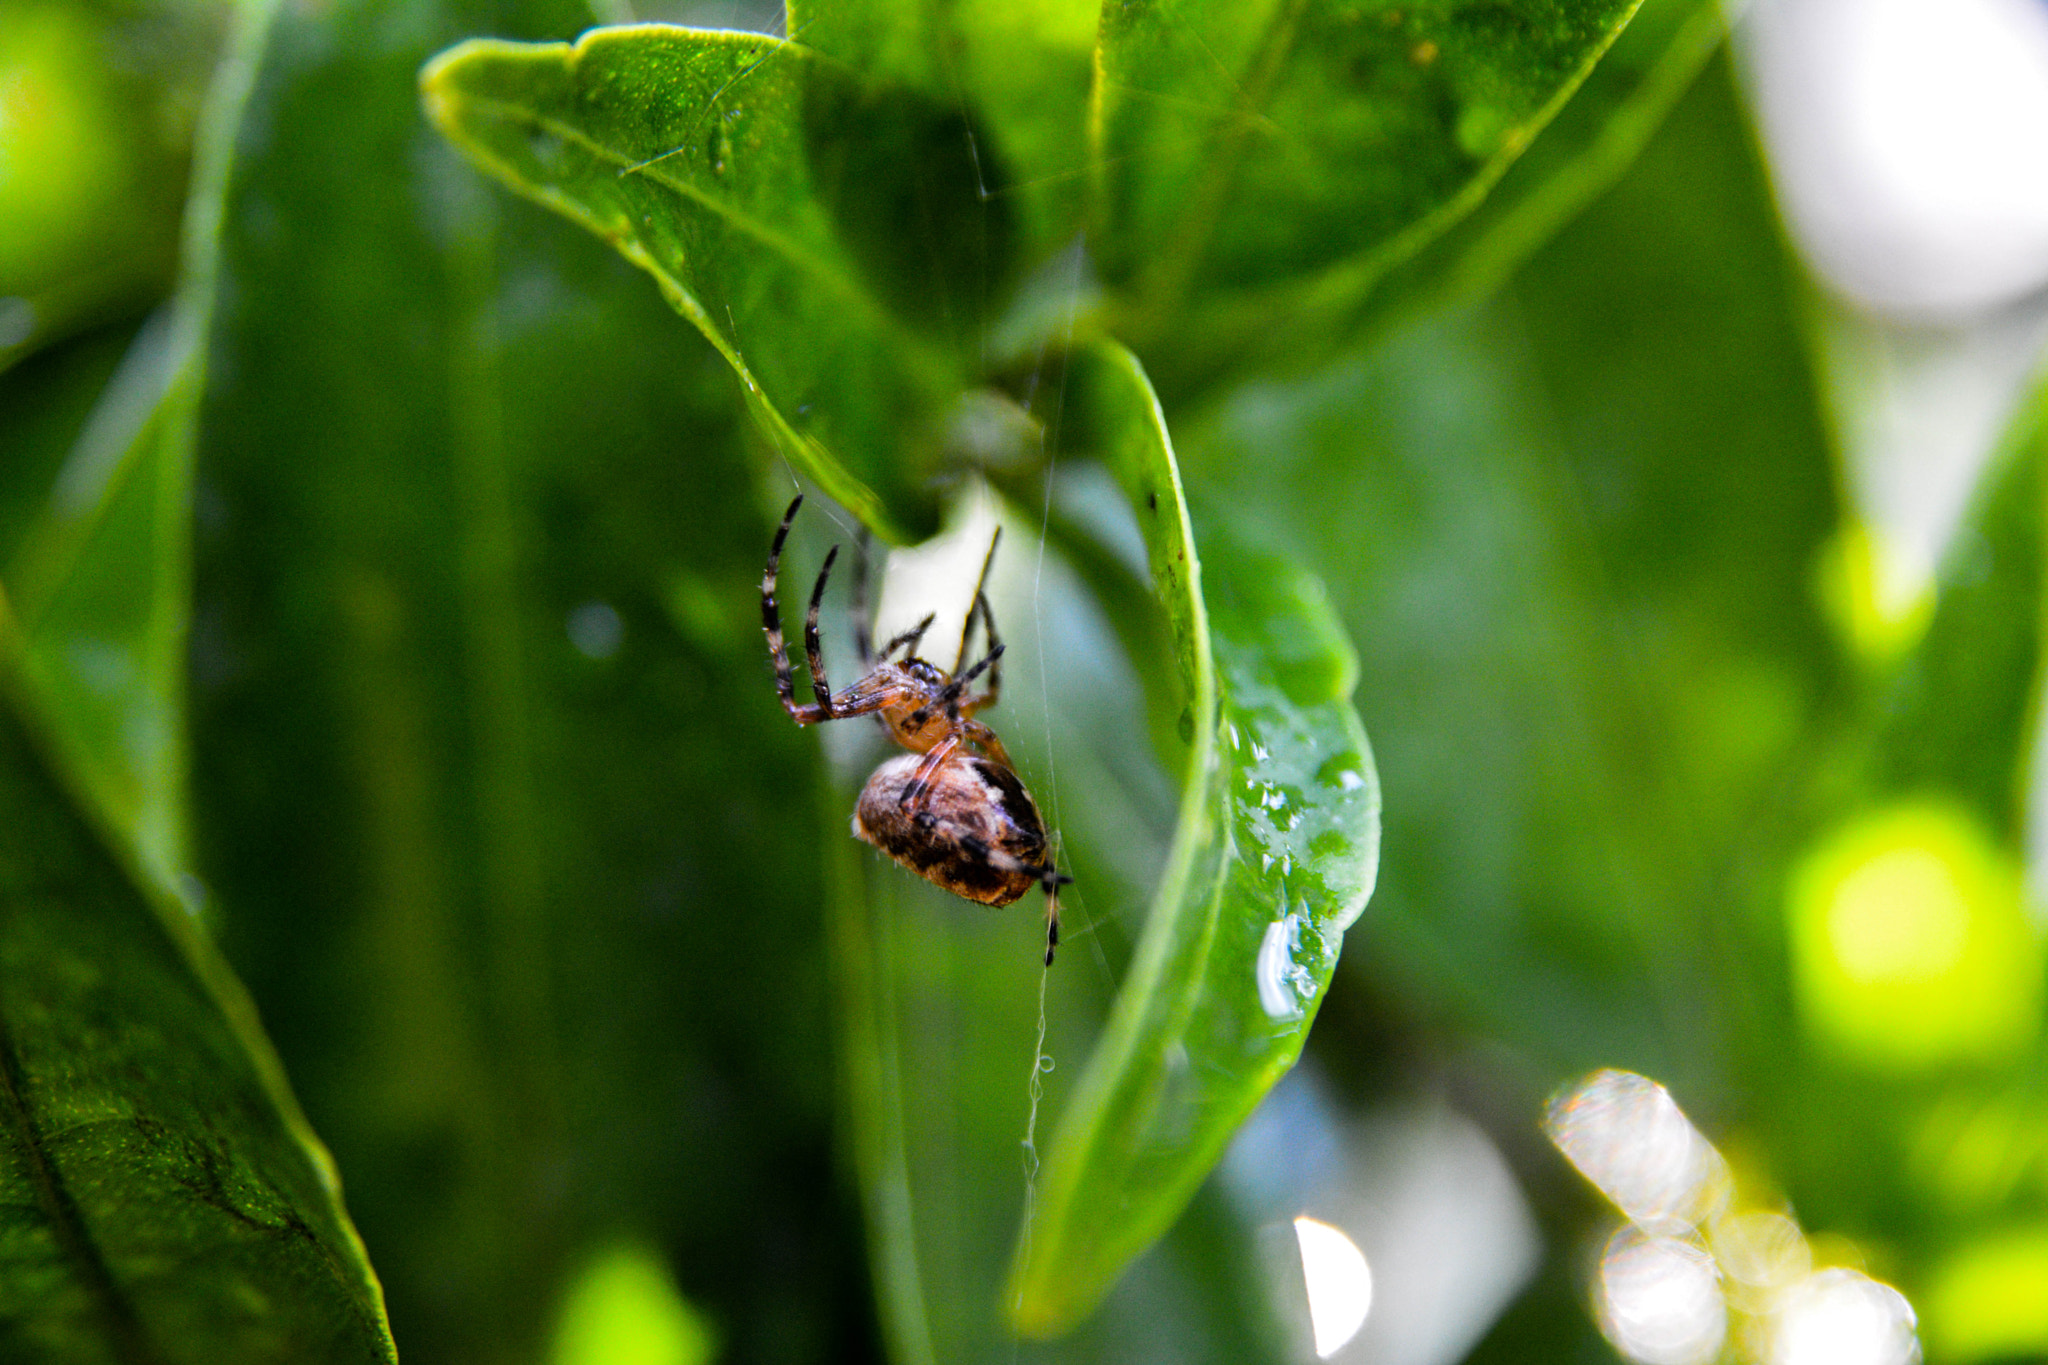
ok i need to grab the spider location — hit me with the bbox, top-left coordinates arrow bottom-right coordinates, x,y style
762,494 -> 1067,965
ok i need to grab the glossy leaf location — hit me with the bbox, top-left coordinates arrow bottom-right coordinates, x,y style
1091,0 -> 1642,380
421,26 -> 978,541
1008,341 -> 1381,1335
0,611 -> 394,1362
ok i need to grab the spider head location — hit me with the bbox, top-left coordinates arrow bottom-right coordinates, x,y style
899,657 -> 949,690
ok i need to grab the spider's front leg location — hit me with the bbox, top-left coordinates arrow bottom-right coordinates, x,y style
763,496 -> 869,726
763,497 -> 831,724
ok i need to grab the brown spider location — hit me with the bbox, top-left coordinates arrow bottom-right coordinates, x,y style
762,495 -> 1066,964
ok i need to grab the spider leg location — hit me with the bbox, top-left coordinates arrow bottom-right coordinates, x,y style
803,543 -> 840,714
958,718 -> 1014,772
877,612 -> 937,663
763,496 -> 831,723
952,525 -> 1003,675
959,590 -> 1001,716
898,732 -> 963,810
1043,877 -> 1061,967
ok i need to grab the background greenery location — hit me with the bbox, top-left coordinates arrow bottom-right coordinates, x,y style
4,0 -> 2046,1361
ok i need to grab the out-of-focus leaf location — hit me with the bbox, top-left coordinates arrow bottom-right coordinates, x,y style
1092,0 -> 1642,389
3,0 -> 280,893
421,26 -> 982,541
197,0 -> 875,1357
1179,21 -> 1827,1204
0,323 -> 134,565
0,613 -> 394,1364
1771,421 -> 2048,1240
1006,342 -> 1380,1336
1862,417 -> 2044,836
786,0 -> 1096,274
1180,53 -> 1836,1092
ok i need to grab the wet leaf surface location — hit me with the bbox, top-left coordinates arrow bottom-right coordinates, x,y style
1007,341 -> 1380,1335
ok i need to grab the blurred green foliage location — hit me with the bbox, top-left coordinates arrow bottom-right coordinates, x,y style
5,0 -> 2048,1360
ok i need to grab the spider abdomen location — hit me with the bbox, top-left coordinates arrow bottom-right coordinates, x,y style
853,753 -> 1049,906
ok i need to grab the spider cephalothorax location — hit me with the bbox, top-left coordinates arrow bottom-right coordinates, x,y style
762,495 -> 1066,964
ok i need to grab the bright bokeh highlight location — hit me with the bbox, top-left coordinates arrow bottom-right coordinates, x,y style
1598,1228 -> 1727,1365
1788,804 -> 2040,1070
1293,1214 -> 1372,1359
1546,1069 -> 1729,1230
0,5 -> 127,291
1816,523 -> 1934,666
1548,1070 -> 1922,1365
1772,1268 -> 1919,1365
549,1243 -> 716,1365
1745,0 -> 2048,317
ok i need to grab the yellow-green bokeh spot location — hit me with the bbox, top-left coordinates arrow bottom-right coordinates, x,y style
1815,522 -> 1936,667
550,1243 -> 717,1365
1787,802 -> 2041,1071
0,7 -> 126,286
1925,1225 -> 2048,1362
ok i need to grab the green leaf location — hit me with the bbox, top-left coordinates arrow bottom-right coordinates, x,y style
0,613 -> 394,1363
421,25 -> 981,541
1268,0 -> 1727,370
1176,53 -> 1842,1093
1093,0 -> 1644,390
1008,341 -> 1381,1335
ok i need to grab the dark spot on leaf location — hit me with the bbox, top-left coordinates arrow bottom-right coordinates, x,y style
1310,830 -> 1352,862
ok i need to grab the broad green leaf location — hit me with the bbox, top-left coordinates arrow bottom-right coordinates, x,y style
1008,341 -> 1380,1335
1175,58 -> 1844,1105
1092,0 -> 1643,391
0,611 -> 393,1363
421,25 -> 983,541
